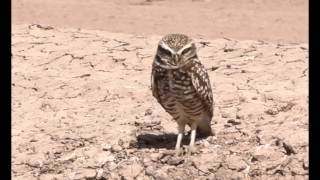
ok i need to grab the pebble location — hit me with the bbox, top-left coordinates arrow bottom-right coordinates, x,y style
207,136 -> 218,144
145,166 -> 155,176
96,168 -> 104,179
111,144 -> 123,152
118,162 -> 143,178
150,153 -> 162,161
236,114 -> 244,120
155,171 -> 169,180
221,112 -> 231,118
102,144 -> 112,151
166,156 -> 184,166
26,158 -> 44,168
227,119 -> 241,125
72,168 -> 97,180
145,108 -> 153,116
201,140 -> 210,148
225,155 -> 247,171
39,174 -> 63,180
57,152 -> 77,162
225,140 -> 234,145
107,162 -> 118,171
143,157 -> 152,165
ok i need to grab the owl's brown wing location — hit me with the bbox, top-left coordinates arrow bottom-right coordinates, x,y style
189,61 -> 214,117
151,63 -> 160,102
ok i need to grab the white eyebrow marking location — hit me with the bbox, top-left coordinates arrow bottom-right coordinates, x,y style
177,42 -> 193,54
159,41 -> 175,54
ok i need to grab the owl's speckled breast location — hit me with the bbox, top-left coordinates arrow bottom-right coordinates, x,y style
154,65 -> 209,123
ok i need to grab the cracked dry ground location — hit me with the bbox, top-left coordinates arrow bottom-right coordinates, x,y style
12,24 -> 308,180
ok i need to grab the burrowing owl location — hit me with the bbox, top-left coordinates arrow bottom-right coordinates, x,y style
151,34 -> 214,155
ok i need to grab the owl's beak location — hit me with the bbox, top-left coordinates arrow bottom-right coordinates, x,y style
173,54 -> 179,64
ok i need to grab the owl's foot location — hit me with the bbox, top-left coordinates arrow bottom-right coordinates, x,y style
175,148 -> 184,156
163,148 -> 183,157
187,145 -> 199,156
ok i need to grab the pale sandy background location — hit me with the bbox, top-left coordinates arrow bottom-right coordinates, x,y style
13,0 -> 308,43
12,0 -> 308,179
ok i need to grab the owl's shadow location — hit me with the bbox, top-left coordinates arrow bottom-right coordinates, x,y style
135,131 -> 207,149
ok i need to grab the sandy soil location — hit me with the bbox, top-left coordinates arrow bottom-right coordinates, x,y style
12,0 -> 308,179
12,24 -> 308,179
12,0 -> 308,43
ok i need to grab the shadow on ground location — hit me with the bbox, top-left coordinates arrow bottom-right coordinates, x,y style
135,132 -> 210,149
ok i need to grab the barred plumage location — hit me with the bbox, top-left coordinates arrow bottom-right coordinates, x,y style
151,34 -> 214,155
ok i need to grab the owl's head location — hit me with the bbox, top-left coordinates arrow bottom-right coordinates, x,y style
154,34 -> 198,69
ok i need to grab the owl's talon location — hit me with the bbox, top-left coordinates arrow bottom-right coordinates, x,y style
175,148 -> 184,156
187,145 -> 199,156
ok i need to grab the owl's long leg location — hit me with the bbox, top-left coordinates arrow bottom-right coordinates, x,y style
175,123 -> 185,155
188,123 -> 198,155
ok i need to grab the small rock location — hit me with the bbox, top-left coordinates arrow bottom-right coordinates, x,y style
150,153 -> 162,162
126,149 -> 136,155
26,158 -> 43,168
109,172 -> 121,179
265,108 -> 279,115
102,144 -> 112,151
145,108 -> 153,116
107,161 -> 117,171
201,140 -> 210,147
118,162 -> 143,179
57,152 -> 77,162
143,156 -> 152,165
207,136 -> 217,144
111,144 -> 123,152
192,160 -> 210,173
72,168 -> 97,180
119,138 -> 136,149
145,166 -> 155,176
39,174 -> 63,180
225,140 -> 234,145
283,142 -> 296,155
221,112 -> 231,118
96,168 -> 104,179
209,66 -> 219,71
244,56 -> 255,61
236,114 -> 244,120
166,156 -> 184,166
86,149 -> 115,168
30,139 -> 38,142
118,139 -> 125,146
227,119 -> 241,125
252,144 -> 284,162
154,170 -> 169,180
225,155 -> 247,171
303,159 -> 309,170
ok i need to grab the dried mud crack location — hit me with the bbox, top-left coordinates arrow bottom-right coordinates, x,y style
12,24 -> 308,180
